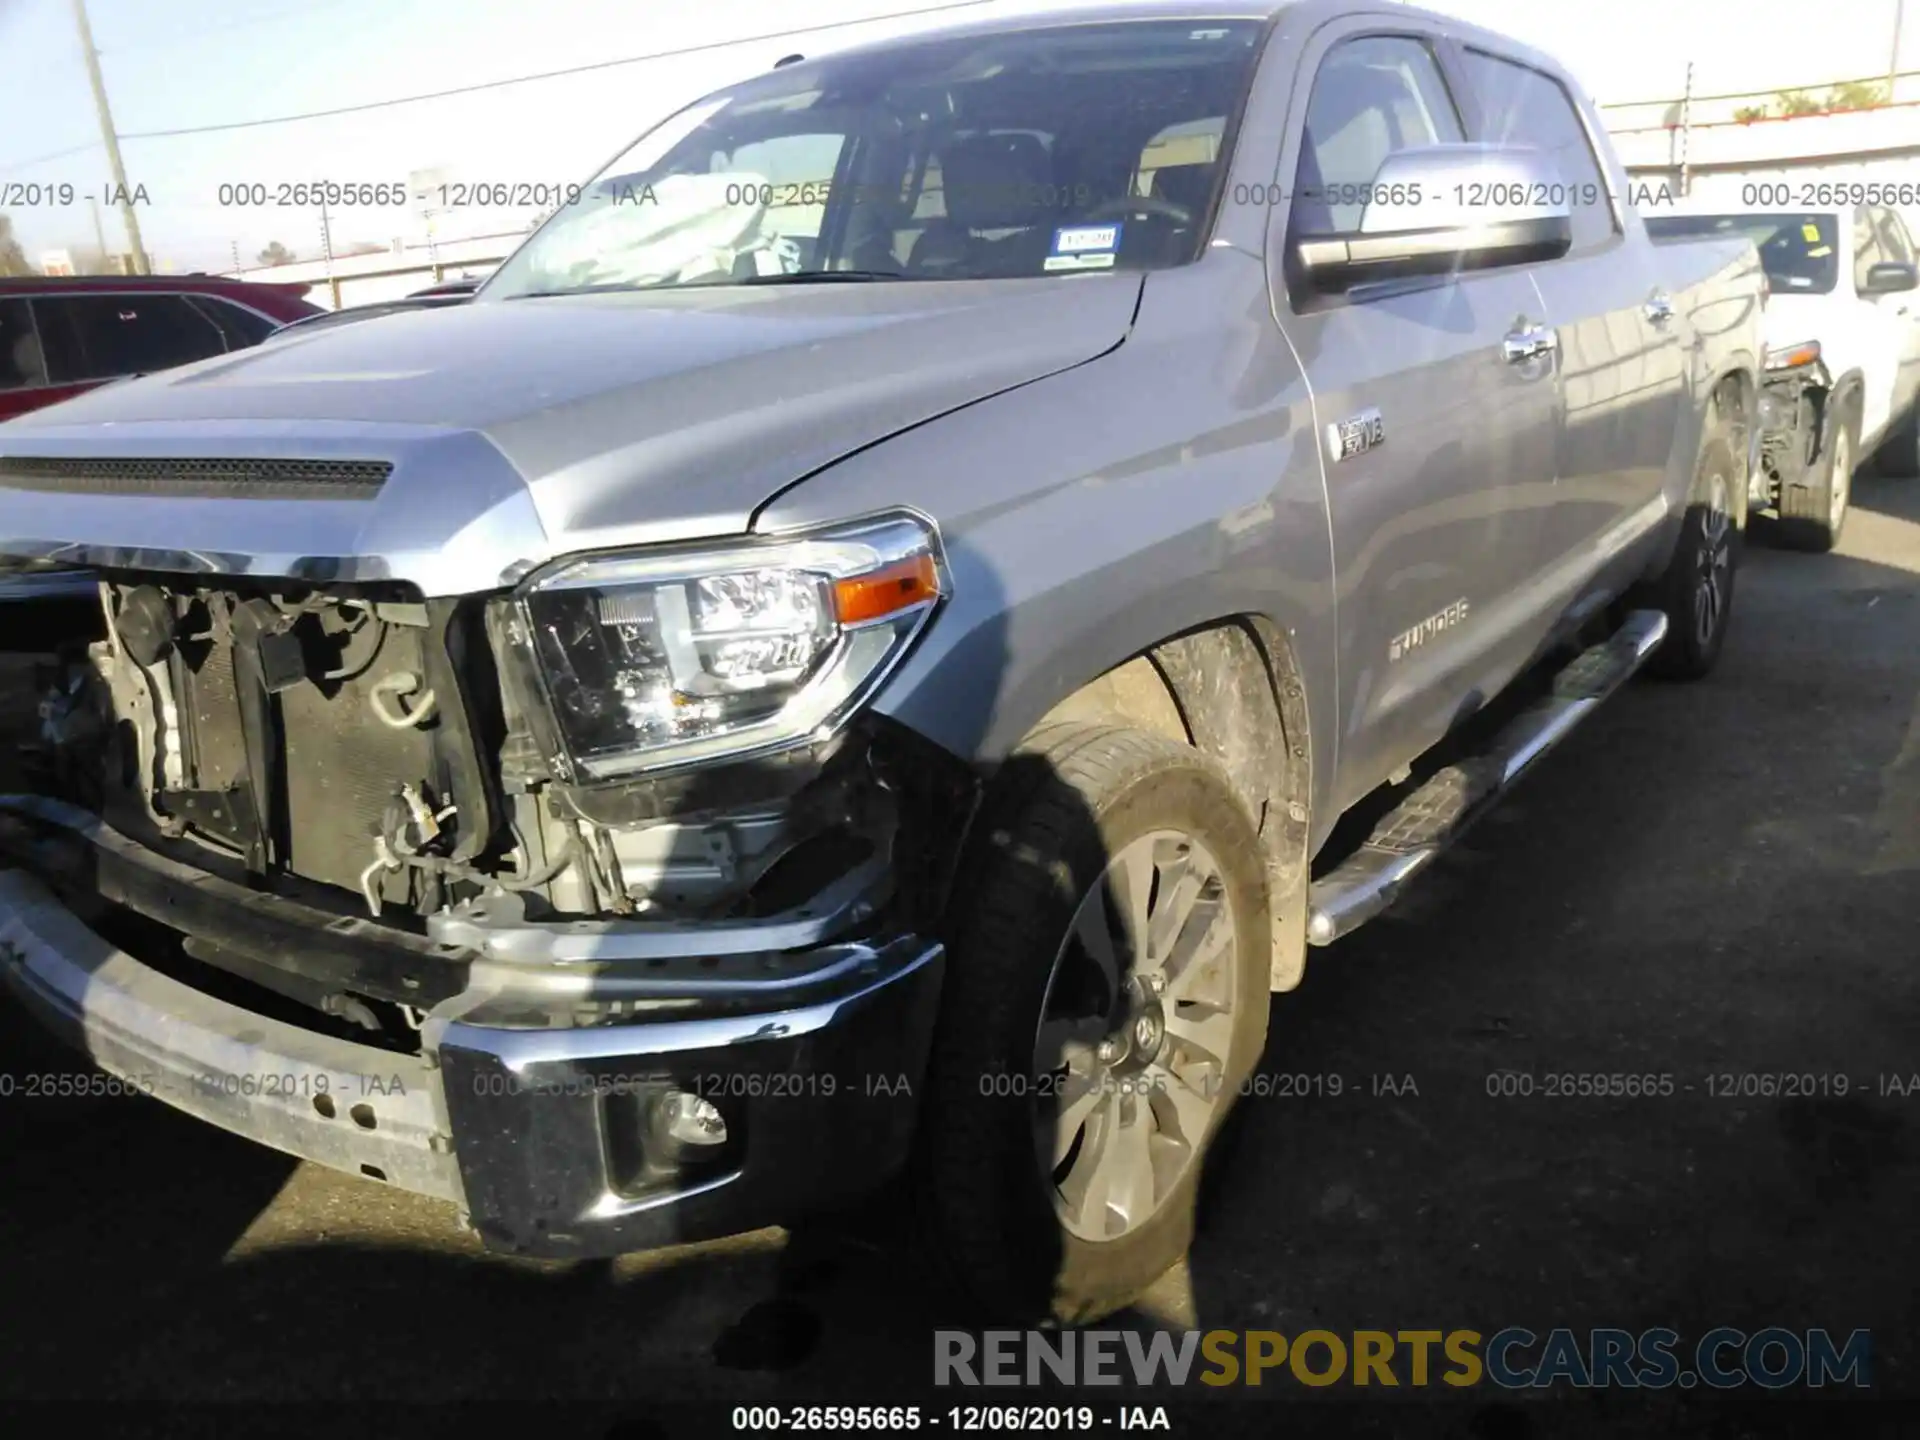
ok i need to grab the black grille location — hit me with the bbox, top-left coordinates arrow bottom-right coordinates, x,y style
0,456 -> 391,501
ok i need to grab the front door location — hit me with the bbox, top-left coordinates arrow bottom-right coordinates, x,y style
1269,25 -> 1561,815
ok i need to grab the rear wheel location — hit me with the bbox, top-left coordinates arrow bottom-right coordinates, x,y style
1776,414 -> 1855,552
1878,401 -> 1920,478
1646,419 -> 1740,680
911,722 -> 1270,1324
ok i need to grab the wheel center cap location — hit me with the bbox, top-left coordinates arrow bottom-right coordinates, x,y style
1133,1009 -> 1163,1054
1099,981 -> 1168,1070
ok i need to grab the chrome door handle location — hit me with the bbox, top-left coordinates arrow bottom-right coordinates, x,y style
1502,325 -> 1558,363
1644,292 -> 1675,326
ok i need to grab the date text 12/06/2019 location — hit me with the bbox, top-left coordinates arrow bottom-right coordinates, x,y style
731,1406 -> 1173,1431
191,1069 -> 406,1099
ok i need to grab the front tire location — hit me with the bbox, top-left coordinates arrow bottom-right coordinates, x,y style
1776,413 -> 1855,552
911,722 -> 1271,1324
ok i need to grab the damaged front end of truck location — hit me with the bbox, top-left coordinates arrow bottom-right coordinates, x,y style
0,459 -> 970,1257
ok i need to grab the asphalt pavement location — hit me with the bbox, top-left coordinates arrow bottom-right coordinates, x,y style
3,468 -> 1918,1437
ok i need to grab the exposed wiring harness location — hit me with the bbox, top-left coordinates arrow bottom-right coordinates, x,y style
356,786 -> 580,916
369,669 -> 437,729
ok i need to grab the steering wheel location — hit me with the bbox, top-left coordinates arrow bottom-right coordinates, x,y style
1079,193 -> 1194,226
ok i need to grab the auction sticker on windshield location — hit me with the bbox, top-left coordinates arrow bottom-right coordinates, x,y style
1044,223 -> 1122,271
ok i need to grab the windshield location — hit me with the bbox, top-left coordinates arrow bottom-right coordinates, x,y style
482,20 -> 1263,297
1643,213 -> 1840,295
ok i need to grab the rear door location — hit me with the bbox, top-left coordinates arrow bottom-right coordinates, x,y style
33,291 -> 231,391
1850,206 -> 1910,448
1271,22 -> 1562,814
1454,44 -> 1686,604
1871,207 -> 1920,430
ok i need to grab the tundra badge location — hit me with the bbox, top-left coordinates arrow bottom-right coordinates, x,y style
1326,407 -> 1385,463
1390,599 -> 1472,662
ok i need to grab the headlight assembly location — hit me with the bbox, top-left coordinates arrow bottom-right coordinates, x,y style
1764,340 -> 1821,372
517,511 -> 945,781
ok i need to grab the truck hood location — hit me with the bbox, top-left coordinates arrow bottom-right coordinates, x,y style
0,277 -> 1139,595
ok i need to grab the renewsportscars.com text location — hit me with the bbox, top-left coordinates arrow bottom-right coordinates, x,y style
934,1327 -> 1871,1390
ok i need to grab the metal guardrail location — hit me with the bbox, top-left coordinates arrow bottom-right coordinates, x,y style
1599,66 -> 1920,133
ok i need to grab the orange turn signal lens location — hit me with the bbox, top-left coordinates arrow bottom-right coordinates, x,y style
1765,340 -> 1821,371
833,554 -> 941,625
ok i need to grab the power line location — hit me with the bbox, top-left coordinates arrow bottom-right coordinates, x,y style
0,140 -> 101,174
118,0 -> 1001,142
98,0 -> 364,56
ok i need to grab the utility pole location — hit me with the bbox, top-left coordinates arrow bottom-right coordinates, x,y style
88,197 -> 109,271
319,199 -> 340,308
1676,61 -> 1694,199
1893,0 -> 1908,101
67,0 -> 148,274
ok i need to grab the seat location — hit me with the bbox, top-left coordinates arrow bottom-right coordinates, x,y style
1149,163 -> 1216,217
909,133 -> 1058,278
7,331 -> 45,390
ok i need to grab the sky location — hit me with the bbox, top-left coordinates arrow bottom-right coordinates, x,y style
0,0 -> 1910,271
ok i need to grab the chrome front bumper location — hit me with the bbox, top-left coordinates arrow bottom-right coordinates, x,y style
0,867 -> 462,1198
0,809 -> 944,1258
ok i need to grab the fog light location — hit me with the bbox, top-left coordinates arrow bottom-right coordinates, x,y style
650,1088 -> 728,1148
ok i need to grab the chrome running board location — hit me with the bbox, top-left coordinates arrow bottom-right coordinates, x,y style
1306,609 -> 1668,946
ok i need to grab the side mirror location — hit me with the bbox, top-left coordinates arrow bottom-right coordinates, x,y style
1294,143 -> 1575,293
1862,261 -> 1919,296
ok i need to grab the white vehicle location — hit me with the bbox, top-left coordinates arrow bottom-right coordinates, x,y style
1649,200 -> 1920,549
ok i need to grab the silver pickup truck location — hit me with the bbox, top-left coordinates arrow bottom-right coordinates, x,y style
0,1 -> 1761,1323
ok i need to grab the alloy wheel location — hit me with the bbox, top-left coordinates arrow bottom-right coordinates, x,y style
1031,829 -> 1239,1243
1828,428 -> 1852,535
1693,469 -> 1732,649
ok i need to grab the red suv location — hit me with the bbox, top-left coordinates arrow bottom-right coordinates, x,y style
0,274 -> 322,423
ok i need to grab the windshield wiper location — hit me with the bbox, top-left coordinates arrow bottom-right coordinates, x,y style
736,269 -> 915,285
504,283 -> 657,299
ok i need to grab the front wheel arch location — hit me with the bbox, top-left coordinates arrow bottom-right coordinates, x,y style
1028,616 -> 1313,991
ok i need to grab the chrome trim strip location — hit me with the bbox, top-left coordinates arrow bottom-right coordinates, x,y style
428,939 -> 943,1069
426,856 -> 891,965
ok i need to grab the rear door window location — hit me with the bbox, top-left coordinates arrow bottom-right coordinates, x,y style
185,294 -> 279,347
0,298 -> 48,391
33,293 -> 228,383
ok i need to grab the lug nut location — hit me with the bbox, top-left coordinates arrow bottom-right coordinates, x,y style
1096,1040 -> 1120,1063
